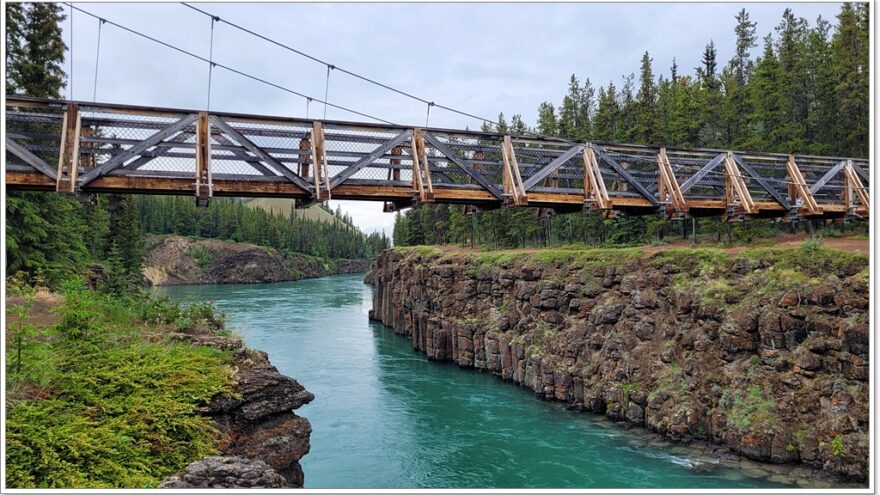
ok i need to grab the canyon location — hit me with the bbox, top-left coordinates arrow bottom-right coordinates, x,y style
367,246 -> 869,484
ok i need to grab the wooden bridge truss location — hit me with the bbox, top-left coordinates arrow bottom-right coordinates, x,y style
5,96 -> 870,220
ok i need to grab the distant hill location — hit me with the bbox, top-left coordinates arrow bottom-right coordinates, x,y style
244,198 -> 341,224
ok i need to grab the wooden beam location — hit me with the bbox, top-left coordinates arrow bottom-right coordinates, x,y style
310,121 -> 330,201
501,136 -> 528,205
78,113 -> 199,186
412,129 -> 434,202
723,151 -> 755,213
844,160 -> 869,210
195,112 -> 212,207
522,144 -> 584,191
583,146 -> 610,209
329,130 -> 411,190
421,132 -> 503,200
56,103 -> 81,193
656,147 -> 687,212
209,115 -> 312,193
784,155 -> 820,214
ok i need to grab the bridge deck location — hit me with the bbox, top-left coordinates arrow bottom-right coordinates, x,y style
5,96 -> 869,219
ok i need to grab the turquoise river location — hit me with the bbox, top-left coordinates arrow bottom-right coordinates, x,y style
158,274 -> 794,489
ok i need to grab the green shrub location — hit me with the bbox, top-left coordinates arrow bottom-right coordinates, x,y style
5,289 -> 234,488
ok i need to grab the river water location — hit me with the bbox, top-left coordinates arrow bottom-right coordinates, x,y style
157,274 -> 792,489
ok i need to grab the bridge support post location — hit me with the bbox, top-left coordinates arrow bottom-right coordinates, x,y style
411,129 -> 434,203
723,151 -> 755,215
56,103 -> 81,194
785,155 -> 820,216
501,136 -> 527,206
310,121 -> 331,202
843,159 -> 869,213
583,145 -> 610,210
194,112 -> 213,207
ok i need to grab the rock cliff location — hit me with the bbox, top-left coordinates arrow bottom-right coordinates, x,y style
160,333 -> 314,488
368,246 -> 869,483
143,236 -> 368,286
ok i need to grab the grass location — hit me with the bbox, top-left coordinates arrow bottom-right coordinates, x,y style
721,386 -> 778,431
186,246 -> 215,268
5,285 -> 234,488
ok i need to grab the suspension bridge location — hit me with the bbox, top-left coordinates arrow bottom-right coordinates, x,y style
5,95 -> 869,220
4,3 -> 871,221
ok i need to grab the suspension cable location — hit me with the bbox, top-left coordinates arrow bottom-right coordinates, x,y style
69,5 -> 73,99
179,2 -> 552,136
206,15 -> 218,111
64,3 -> 396,125
92,18 -> 104,101
323,64 -> 333,120
425,102 -> 433,128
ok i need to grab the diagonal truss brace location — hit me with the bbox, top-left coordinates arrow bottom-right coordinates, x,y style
732,154 -> 789,209
329,129 -> 411,190
522,144 -> 584,191
6,136 -> 57,180
593,146 -> 659,206
421,132 -> 503,200
78,113 -> 199,186
679,153 -> 726,194
209,115 -> 313,193
809,160 -> 847,195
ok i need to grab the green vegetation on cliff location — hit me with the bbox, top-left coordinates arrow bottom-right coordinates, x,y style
5,284 -> 234,488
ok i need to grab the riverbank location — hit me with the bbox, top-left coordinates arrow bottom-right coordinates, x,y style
5,287 -> 312,488
367,243 -> 869,485
142,235 -> 368,286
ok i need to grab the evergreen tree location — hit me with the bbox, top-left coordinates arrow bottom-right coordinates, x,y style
831,3 -> 869,157
635,51 -> 658,144
536,102 -> 559,136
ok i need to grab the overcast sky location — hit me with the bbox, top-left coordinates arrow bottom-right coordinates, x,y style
61,2 -> 844,236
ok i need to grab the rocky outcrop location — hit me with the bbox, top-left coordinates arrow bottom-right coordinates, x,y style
368,248 -> 869,484
162,334 -> 314,488
158,456 -> 287,489
143,236 -> 368,286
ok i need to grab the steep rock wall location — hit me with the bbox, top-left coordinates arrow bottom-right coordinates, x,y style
143,236 -> 368,286
368,247 -> 869,483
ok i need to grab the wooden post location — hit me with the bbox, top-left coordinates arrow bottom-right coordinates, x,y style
583,146 -> 610,210
388,145 -> 402,181
299,134 -> 311,179
194,111 -> 212,207
785,155 -> 820,214
723,151 -> 755,214
411,129 -> 433,202
501,136 -> 527,205
56,103 -> 81,193
310,121 -> 330,201
843,159 -> 869,211
656,148 -> 687,213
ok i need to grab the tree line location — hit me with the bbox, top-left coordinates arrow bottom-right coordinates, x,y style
394,5 -> 869,249
135,196 -> 390,261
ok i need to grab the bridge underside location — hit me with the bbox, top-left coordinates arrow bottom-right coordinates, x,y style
5,97 -> 870,221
